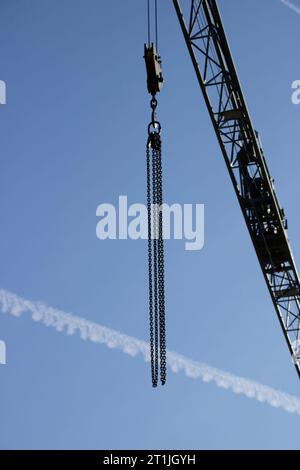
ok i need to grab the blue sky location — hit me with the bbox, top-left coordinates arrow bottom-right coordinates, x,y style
0,0 -> 300,450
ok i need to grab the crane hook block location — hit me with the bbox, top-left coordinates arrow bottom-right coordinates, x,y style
144,43 -> 163,95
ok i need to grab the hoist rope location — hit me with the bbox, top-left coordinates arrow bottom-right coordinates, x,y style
147,0 -> 159,50
147,0 -> 151,47
155,0 -> 158,51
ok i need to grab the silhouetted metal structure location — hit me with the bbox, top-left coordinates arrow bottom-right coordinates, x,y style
173,0 -> 300,378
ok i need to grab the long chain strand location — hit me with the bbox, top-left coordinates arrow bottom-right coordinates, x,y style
147,127 -> 166,387
156,137 -> 166,385
152,140 -> 159,386
147,144 -> 157,387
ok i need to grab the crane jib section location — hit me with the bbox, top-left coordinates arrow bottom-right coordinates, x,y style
173,0 -> 300,378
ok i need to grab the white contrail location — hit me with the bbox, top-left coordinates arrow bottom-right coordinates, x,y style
281,0 -> 300,15
0,288 -> 300,416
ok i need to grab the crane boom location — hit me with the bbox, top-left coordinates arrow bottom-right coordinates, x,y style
173,0 -> 300,378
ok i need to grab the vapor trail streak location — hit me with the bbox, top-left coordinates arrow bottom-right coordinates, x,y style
1,288 -> 300,416
281,0 -> 300,15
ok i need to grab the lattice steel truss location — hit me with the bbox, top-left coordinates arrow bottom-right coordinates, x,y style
173,0 -> 300,378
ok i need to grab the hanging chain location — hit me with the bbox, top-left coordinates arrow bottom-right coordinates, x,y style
156,136 -> 166,385
147,145 -> 156,386
144,1 -> 165,386
147,96 -> 166,387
